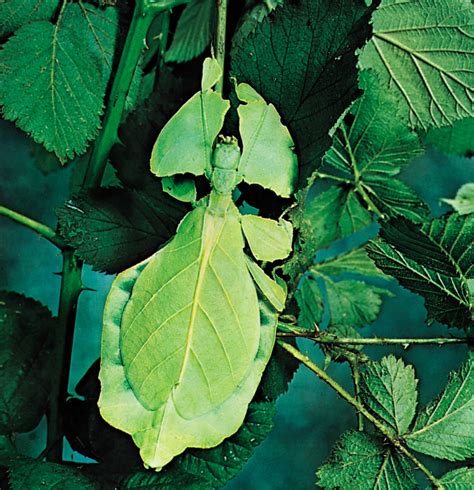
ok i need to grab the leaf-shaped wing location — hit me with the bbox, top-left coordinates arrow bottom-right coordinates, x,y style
237,83 -> 297,197
241,214 -> 293,262
99,202 -> 275,469
150,59 -> 229,178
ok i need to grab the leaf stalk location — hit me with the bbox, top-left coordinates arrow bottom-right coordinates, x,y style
214,0 -> 228,95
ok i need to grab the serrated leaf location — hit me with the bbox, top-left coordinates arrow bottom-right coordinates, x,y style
316,431 -> 416,489
296,275 -> 323,331
123,469 -> 203,489
323,70 -> 428,221
315,247 -> 387,279
165,0 -> 213,63
283,185 -> 372,281
442,183 -> 474,215
425,118 -> 474,157
439,467 -> 474,489
231,0 -> 375,186
359,0 -> 474,130
0,0 -> 59,37
323,278 -> 391,328
367,215 -> 473,328
56,187 -> 187,274
8,459 -> 97,490
0,291 -> 55,434
361,355 -> 418,435
0,2 -> 118,161
99,204 -> 277,469
406,359 -> 474,461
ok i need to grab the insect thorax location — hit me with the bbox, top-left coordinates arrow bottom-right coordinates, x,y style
211,136 -> 241,194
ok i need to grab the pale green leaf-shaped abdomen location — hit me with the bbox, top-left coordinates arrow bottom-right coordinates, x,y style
119,202 -> 260,418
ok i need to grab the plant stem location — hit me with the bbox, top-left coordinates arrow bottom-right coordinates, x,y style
82,1 -> 156,188
46,250 -> 82,462
278,341 -> 442,488
349,359 -> 364,431
0,206 -> 65,249
277,331 -> 471,346
214,0 -> 227,95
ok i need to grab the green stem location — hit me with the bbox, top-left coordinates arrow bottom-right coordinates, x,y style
82,1 -> 157,188
277,331 -> 471,346
278,341 -> 442,488
46,250 -> 83,462
214,0 -> 227,95
349,359 -> 364,431
0,206 -> 65,249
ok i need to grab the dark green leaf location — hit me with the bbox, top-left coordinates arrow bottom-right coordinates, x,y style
367,215 -> 473,328
231,0 -> 375,186
317,430 -> 416,489
323,71 -> 428,221
0,0 -> 59,37
165,0 -> 213,63
0,291 -> 55,434
359,0 -> 474,130
406,359 -> 474,461
361,355 -> 418,436
56,187 -> 187,274
0,2 -> 118,161
8,458 -> 97,490
296,275 -> 323,331
439,467 -> 474,489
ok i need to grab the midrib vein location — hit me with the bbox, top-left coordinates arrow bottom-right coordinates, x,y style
177,211 -> 221,386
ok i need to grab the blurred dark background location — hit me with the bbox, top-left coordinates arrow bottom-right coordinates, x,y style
1,119 -> 472,488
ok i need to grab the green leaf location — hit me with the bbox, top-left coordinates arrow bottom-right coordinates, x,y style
236,83 -> 297,197
99,202 -> 276,469
316,431 -> 416,489
0,291 -> 55,434
361,355 -> 418,436
425,118 -> 474,157
8,459 -> 97,490
442,183 -> 474,215
0,0 -> 59,37
439,467 -> 474,489
241,215 -> 293,262
296,275 -> 323,331
56,187 -> 187,274
150,58 -> 230,178
231,0 -> 375,186
283,185 -> 372,281
123,469 -> 202,489
406,359 -> 474,461
165,0 -> 213,63
162,175 -> 197,203
322,278 -> 391,327
323,71 -> 428,221
359,0 -> 474,130
367,215 -> 473,328
0,2 -> 118,161
315,247 -> 387,279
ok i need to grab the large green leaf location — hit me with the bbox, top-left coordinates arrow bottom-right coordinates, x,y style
231,0 -> 375,186
0,2 -> 118,161
165,0 -> 213,63
0,292 -> 55,434
439,467 -> 474,489
361,356 -> 418,436
359,0 -> 474,130
367,214 -> 473,328
56,187 -> 187,274
99,201 -> 276,470
316,431 -> 416,489
406,359 -> 474,461
0,0 -> 59,37
8,459 -> 97,490
323,71 -> 428,221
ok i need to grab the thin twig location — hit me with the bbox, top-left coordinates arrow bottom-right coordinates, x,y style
349,359 -> 364,431
278,341 -> 442,488
214,0 -> 227,95
0,206 -> 65,249
277,330 -> 471,346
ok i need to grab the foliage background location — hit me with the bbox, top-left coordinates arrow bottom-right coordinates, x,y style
1,120 -> 472,488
